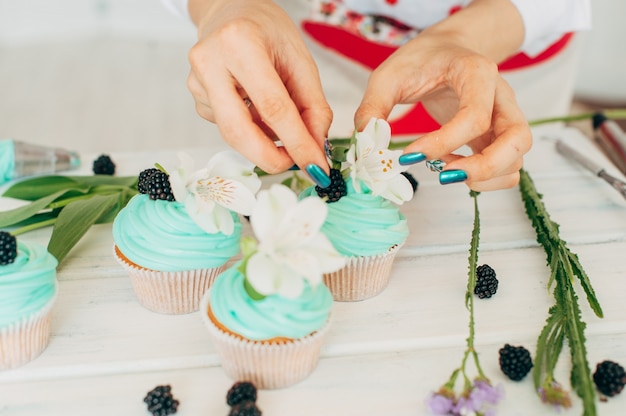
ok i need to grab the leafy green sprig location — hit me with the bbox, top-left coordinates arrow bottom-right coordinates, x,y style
428,191 -> 503,415
0,175 -> 138,264
518,168 -> 603,415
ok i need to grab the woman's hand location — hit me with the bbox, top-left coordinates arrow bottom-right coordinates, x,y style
354,0 -> 532,191
187,0 -> 332,176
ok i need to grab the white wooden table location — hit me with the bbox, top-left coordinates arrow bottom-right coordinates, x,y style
1,125 -> 626,416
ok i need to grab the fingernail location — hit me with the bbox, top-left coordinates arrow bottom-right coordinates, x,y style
324,139 -> 333,159
439,169 -> 468,185
306,164 -> 331,188
399,152 -> 427,166
426,159 -> 446,173
288,164 -> 300,171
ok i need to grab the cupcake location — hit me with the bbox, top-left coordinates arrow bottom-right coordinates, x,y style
113,151 -> 260,314
302,118 -> 414,301
0,232 -> 58,370
201,184 -> 346,389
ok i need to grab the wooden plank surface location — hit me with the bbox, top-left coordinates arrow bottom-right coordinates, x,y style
2,125 -> 626,415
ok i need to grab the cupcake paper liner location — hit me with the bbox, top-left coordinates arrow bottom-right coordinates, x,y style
323,243 -> 403,302
200,290 -> 331,390
0,295 -> 56,371
114,245 -> 225,314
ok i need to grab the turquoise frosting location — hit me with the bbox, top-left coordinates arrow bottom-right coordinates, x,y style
209,264 -> 333,340
0,241 -> 58,328
112,194 -> 242,272
0,139 -> 15,184
300,178 -> 408,257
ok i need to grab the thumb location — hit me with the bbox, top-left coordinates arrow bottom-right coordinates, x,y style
354,83 -> 395,132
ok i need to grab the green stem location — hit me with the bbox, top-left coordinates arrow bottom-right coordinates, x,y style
47,194 -> 95,209
528,108 -> 626,127
11,218 -> 57,235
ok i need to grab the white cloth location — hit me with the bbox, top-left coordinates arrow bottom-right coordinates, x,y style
162,0 -> 591,57
161,0 -> 190,21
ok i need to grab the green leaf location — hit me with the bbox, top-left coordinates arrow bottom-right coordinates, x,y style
465,191 -> 480,309
519,168 -> 600,413
66,175 -> 137,188
3,176 -> 87,200
0,189 -> 80,228
47,193 -> 120,264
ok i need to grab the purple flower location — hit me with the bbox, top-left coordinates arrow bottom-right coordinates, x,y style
469,380 -> 504,407
537,381 -> 572,410
450,380 -> 503,416
427,392 -> 455,415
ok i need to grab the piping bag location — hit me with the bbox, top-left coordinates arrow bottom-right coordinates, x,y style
0,139 -> 81,186
592,112 -> 626,177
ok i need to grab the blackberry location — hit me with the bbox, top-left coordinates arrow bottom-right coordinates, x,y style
227,381 -> 257,406
138,168 -> 175,201
92,154 -> 115,175
593,360 -> 626,397
138,168 -> 160,194
499,344 -> 533,381
474,264 -> 498,299
229,400 -> 262,416
401,171 -> 419,193
143,385 -> 179,416
0,231 -> 17,265
315,168 -> 347,203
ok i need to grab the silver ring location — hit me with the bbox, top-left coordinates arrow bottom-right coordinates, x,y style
243,97 -> 252,108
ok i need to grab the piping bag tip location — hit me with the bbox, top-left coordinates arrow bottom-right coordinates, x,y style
592,112 -> 607,130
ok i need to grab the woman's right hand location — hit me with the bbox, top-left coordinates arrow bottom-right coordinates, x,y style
187,0 -> 332,176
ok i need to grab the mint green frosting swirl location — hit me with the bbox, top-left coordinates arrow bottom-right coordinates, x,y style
0,241 -> 57,328
112,194 -> 241,272
209,264 -> 333,340
0,139 -> 15,184
300,178 -> 408,257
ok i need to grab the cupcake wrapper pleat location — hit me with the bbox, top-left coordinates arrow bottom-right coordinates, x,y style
200,291 -> 331,389
0,295 -> 56,370
114,245 -> 225,314
323,243 -> 403,302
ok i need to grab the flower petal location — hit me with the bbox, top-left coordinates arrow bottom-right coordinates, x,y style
246,252 -> 279,295
169,169 -> 187,203
194,176 -> 257,216
251,184 -> 298,243
272,196 -> 328,249
371,174 -> 414,205
247,252 -> 305,298
184,194 -> 221,234
362,148 -> 406,181
207,150 -> 261,194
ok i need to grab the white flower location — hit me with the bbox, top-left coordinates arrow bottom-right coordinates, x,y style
246,184 -> 346,298
169,151 -> 261,235
345,117 -> 413,204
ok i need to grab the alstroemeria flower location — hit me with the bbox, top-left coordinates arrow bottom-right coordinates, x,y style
169,151 -> 261,235
246,184 -> 346,298
345,117 -> 413,204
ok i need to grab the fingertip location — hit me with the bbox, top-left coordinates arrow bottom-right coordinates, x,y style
354,101 -> 390,132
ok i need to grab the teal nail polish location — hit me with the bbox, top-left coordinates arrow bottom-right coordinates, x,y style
439,169 -> 468,185
399,152 -> 427,166
306,164 -> 331,188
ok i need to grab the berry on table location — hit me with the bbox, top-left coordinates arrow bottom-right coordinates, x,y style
92,154 -> 116,175
226,381 -> 258,406
593,360 -> 626,397
137,168 -> 175,201
143,385 -> 179,416
315,168 -> 347,203
229,400 -> 262,416
0,231 -> 17,265
400,171 -> 419,193
499,344 -> 533,381
474,264 -> 498,299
